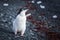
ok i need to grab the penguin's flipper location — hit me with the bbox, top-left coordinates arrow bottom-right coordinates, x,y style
26,13 -> 31,17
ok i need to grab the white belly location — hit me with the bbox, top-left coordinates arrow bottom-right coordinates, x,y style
13,15 -> 26,32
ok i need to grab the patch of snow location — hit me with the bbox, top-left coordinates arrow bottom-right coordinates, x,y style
37,1 -> 42,4
31,0 -> 35,3
40,5 -> 45,9
3,3 -> 9,6
52,15 -> 57,18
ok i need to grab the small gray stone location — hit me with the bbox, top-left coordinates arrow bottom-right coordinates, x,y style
1,14 -> 4,17
1,24 -> 4,26
30,32 -> 34,35
2,19 -> 7,22
9,16 -> 12,18
8,37 -> 11,40
5,24 -> 8,27
8,22 -> 11,24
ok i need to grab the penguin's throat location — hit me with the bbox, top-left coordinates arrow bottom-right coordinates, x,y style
20,13 -> 26,16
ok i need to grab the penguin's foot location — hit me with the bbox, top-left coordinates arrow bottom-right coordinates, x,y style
20,34 -> 24,37
15,35 -> 20,38
14,31 -> 17,35
20,31 -> 25,37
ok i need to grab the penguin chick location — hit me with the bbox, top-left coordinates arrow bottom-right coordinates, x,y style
13,9 -> 29,36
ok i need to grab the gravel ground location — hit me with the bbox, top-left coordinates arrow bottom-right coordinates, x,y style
0,0 -> 60,40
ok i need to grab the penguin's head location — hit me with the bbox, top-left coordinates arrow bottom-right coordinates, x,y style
17,8 -> 22,15
20,9 -> 29,16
